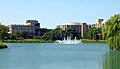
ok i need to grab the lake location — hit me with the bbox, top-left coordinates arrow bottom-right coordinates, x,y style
0,43 -> 120,69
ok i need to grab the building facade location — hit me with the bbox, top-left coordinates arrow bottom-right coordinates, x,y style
57,22 -> 89,38
9,20 -> 41,36
57,19 -> 104,38
81,23 -> 88,38
57,22 -> 81,34
96,19 -> 104,28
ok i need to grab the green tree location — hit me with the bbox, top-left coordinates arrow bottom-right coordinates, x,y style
8,34 -> 17,39
85,27 -> 102,40
102,14 -> 120,50
0,23 -> 9,42
41,28 -> 80,41
17,31 -> 28,39
64,28 -> 81,39
42,28 -> 63,41
40,28 -> 51,36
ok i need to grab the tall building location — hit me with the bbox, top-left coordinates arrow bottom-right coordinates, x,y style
81,23 -> 87,38
8,20 -> 41,36
96,19 -> 104,28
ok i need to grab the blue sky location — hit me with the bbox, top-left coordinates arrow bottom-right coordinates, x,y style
0,0 -> 119,29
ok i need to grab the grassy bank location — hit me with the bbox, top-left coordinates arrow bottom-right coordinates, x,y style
0,42 -> 8,49
3,39 -> 106,43
3,39 -> 54,43
81,39 -> 106,43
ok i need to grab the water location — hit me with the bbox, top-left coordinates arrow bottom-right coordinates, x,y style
0,43 -> 119,69
55,37 -> 82,44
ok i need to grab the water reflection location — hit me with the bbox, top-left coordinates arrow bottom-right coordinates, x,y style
103,51 -> 120,69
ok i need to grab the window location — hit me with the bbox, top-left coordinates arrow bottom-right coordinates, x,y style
35,24 -> 40,26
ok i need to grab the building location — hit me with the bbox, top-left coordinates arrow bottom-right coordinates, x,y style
8,20 -> 41,36
96,19 -> 104,28
57,19 -> 104,38
57,22 -> 81,34
87,24 -> 92,29
90,19 -> 104,28
91,24 -> 96,28
81,23 -> 88,38
57,22 -> 89,38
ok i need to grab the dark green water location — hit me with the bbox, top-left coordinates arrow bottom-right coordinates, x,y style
0,43 -> 120,69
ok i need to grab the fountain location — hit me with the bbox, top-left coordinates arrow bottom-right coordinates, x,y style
55,36 -> 82,44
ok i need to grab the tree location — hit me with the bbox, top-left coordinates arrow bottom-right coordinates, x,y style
64,28 -> 81,39
0,23 -> 9,42
41,28 -> 80,41
40,28 -> 52,36
17,31 -> 28,39
42,28 -> 63,41
8,34 -> 17,39
85,27 -> 102,40
102,14 -> 120,50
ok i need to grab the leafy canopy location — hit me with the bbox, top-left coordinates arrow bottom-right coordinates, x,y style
0,23 -> 9,41
102,14 -> 120,50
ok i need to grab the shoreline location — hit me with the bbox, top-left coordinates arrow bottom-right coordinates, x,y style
81,39 -> 106,43
3,39 -> 54,43
3,39 -> 106,43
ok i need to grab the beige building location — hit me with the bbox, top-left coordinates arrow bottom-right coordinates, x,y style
96,19 -> 104,28
57,22 -> 89,38
57,22 -> 81,34
90,19 -> 104,28
8,20 -> 41,36
57,19 -> 104,38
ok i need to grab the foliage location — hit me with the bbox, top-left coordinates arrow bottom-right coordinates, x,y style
0,42 -> 8,49
85,27 -> 102,39
102,14 -> 120,50
40,28 -> 52,36
8,34 -> 17,39
33,36 -> 42,39
41,28 -> 81,41
41,28 -> 63,40
0,23 -> 9,41
17,31 -> 28,39
64,28 -> 81,39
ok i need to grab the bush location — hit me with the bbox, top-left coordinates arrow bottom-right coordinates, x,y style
0,43 -> 8,49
